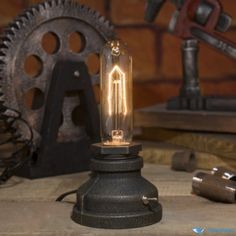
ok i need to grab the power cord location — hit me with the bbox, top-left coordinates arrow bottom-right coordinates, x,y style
56,189 -> 77,202
0,107 -> 33,185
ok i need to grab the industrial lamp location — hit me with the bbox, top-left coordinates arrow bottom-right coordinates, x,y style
71,40 -> 162,229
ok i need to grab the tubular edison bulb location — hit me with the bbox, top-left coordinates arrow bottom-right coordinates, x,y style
100,40 -> 133,146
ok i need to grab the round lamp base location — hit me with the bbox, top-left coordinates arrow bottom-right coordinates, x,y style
71,143 -> 162,229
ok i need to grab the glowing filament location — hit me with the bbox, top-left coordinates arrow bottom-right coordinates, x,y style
107,65 -> 128,143
108,65 -> 127,116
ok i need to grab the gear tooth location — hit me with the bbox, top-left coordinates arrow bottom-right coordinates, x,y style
66,0 -> 73,6
0,90 -> 5,99
2,39 -> 12,47
24,11 -> 33,20
51,0 -> 57,7
31,6 -> 39,13
99,15 -> 106,23
104,20 -> 111,28
11,21 -> 21,30
15,16 -> 27,25
46,0 -> 53,8
57,0 -> 63,5
0,36 -> 10,44
80,4 -> 89,11
0,68 -> 3,74
28,7 -> 37,16
94,11 -> 101,18
88,8 -> 95,14
0,56 -> 5,62
6,27 -> 17,36
39,2 -> 46,12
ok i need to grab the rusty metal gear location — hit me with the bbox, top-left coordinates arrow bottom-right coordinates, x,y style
0,0 -> 114,147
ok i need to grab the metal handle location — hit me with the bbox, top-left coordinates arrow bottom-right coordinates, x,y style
191,27 -> 236,59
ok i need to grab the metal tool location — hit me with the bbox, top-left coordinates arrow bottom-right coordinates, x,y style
146,0 -> 235,57
169,0 -> 236,59
171,150 -> 197,172
212,167 -> 236,181
145,0 -> 236,111
0,0 -> 114,179
192,172 -> 236,203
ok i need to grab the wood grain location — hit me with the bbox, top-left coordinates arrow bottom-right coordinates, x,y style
135,104 -> 236,133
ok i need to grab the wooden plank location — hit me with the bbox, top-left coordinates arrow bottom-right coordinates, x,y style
0,165 -> 235,236
138,129 -> 236,161
134,104 -> 236,133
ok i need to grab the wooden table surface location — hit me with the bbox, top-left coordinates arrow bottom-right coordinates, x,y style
0,164 -> 235,236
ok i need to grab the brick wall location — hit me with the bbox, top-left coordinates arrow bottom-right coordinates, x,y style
0,0 -> 236,108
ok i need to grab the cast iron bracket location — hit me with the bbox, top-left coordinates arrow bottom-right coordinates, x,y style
16,61 -> 100,178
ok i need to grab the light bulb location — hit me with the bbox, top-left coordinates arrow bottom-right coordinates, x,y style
100,40 -> 133,146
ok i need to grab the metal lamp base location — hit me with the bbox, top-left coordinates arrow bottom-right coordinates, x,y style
71,143 -> 162,229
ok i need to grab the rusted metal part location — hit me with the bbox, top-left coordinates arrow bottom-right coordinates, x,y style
145,0 -> 236,112
168,0 -> 236,59
0,0 -> 115,179
212,167 -> 236,181
192,172 -> 236,203
0,0 -> 114,148
171,150 -> 197,172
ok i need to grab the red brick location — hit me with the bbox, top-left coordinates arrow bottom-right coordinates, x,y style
27,0 -> 43,4
134,79 -> 236,108
111,0 -> 175,26
154,1 -> 176,27
0,0 -> 25,26
201,80 -> 236,96
199,30 -> 236,79
134,81 -> 180,108
111,0 -> 146,24
161,33 -> 182,78
116,27 -> 158,81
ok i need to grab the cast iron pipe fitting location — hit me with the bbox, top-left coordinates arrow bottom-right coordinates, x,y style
171,150 -> 197,172
211,167 -> 236,181
192,172 -> 236,203
180,39 -> 201,98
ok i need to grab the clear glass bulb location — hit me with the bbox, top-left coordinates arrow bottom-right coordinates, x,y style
100,40 -> 133,146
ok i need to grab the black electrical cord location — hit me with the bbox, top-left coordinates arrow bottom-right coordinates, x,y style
0,107 -> 33,185
56,189 -> 77,202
